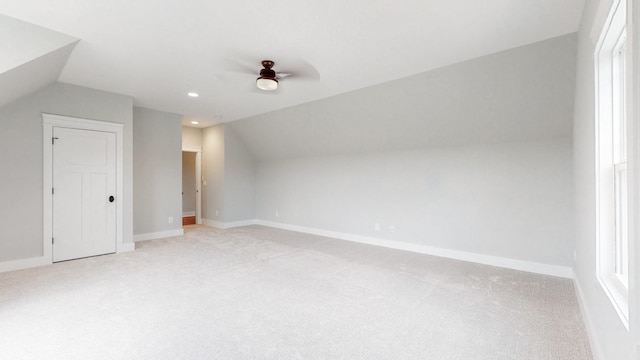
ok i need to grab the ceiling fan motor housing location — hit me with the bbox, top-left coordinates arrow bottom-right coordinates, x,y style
259,60 -> 276,79
256,60 -> 278,90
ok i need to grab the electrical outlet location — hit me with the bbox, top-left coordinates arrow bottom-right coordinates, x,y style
374,223 -> 381,231
168,217 -> 174,224
389,225 -> 395,233
275,211 -> 279,217
215,210 -> 219,217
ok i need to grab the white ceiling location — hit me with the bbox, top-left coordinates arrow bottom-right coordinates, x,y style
0,15 -> 78,108
0,0 -> 584,126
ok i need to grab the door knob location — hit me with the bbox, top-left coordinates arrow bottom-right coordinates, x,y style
109,196 -> 115,203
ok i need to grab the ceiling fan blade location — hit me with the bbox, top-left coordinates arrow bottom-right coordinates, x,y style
276,72 -> 293,79
221,57 -> 258,75
281,59 -> 320,81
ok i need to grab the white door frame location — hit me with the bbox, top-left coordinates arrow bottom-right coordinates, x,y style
43,114 -> 126,262
182,146 -> 202,224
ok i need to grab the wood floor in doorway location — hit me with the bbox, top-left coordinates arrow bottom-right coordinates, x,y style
182,216 -> 196,226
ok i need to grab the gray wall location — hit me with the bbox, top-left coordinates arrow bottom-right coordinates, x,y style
230,34 -> 576,160
0,82 -> 133,262
256,140 -> 573,265
202,124 -> 225,221
182,152 -> 197,215
233,34 -> 577,268
223,126 -> 255,222
573,0 -> 637,359
182,126 -> 202,149
132,107 -> 183,235
199,124 -> 256,223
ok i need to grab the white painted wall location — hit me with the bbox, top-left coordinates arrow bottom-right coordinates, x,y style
223,126 -> 255,223
182,126 -> 202,149
132,107 -> 183,236
0,82 -> 133,262
202,125 -> 225,222
256,140 -> 573,266
199,124 -> 256,225
573,1 -> 638,359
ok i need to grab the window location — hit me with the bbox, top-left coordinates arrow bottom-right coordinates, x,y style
595,0 -> 629,328
613,32 -> 628,287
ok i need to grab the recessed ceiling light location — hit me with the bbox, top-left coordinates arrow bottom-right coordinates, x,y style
191,121 -> 199,125
187,92 -> 199,97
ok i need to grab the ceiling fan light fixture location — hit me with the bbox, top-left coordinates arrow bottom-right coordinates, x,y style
256,77 -> 278,91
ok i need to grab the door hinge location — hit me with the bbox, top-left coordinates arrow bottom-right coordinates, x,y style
52,188 -> 54,195
52,137 -> 59,144
52,237 -> 54,244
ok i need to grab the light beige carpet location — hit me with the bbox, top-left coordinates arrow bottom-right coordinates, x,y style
0,225 -> 592,359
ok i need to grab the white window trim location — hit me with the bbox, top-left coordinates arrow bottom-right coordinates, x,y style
594,0 -> 630,329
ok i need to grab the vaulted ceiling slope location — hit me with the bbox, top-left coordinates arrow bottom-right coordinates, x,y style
0,15 -> 77,108
230,34 -> 578,160
0,1 -> 584,124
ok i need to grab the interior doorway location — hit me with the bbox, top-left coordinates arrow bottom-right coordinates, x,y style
182,147 -> 202,226
43,113 -> 128,263
52,127 -> 117,261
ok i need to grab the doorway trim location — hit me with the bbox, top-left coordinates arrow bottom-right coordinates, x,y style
43,113 -> 127,262
182,146 -> 202,225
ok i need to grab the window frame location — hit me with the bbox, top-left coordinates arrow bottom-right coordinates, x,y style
594,0 -> 630,329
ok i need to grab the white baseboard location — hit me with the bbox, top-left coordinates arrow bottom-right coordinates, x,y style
1,242 -> 135,274
225,219 -> 257,228
0,255 -> 51,273
119,242 -> 136,252
573,276 -> 605,360
255,220 -> 574,279
202,218 -> 224,228
203,218 -> 257,229
182,211 -> 196,217
133,228 -> 184,242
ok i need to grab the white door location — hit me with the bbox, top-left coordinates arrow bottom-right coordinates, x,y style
52,127 -> 117,262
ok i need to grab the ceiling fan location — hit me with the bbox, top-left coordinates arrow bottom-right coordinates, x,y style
249,59 -> 319,92
221,58 -> 319,92
256,60 -> 287,91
